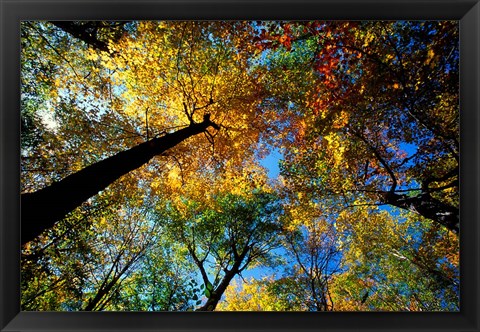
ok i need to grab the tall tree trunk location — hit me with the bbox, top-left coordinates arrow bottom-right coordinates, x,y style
49,21 -> 116,52
83,252 -> 138,311
21,115 -> 219,245
196,249 -> 249,311
196,271 -> 236,312
384,192 -> 459,234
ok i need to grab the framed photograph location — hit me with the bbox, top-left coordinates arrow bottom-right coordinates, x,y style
1,0 -> 479,331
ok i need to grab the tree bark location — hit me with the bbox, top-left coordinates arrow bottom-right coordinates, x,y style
83,253 -> 138,311
196,248 -> 249,311
196,270 -> 236,311
384,192 -> 459,234
49,21 -> 114,52
21,116 -> 219,245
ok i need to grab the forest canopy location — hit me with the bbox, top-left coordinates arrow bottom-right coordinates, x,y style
21,20 -> 459,311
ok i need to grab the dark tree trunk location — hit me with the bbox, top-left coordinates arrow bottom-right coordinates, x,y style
196,270 -> 236,311
196,249 -> 249,311
49,21 -> 123,52
384,192 -> 459,234
21,116 -> 219,245
83,255 -> 136,311
83,273 -> 121,311
50,21 -> 109,52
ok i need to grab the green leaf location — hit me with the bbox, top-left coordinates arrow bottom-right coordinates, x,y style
206,281 -> 213,292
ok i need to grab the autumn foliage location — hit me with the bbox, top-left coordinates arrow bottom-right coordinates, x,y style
21,21 -> 459,311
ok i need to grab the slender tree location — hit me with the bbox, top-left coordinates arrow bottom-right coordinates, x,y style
21,115 -> 219,245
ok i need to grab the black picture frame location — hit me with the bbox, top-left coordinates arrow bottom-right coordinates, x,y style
1,0 -> 478,331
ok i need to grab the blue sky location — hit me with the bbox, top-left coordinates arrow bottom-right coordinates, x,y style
230,146 -> 284,282
259,146 -> 282,179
